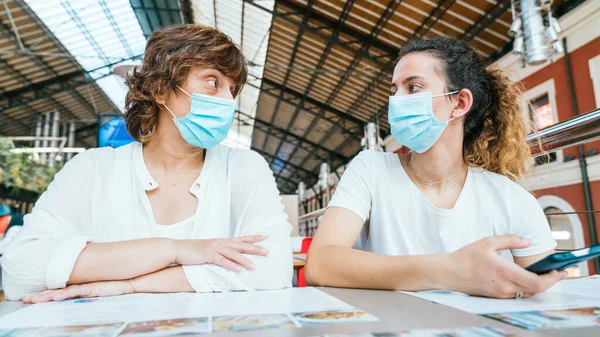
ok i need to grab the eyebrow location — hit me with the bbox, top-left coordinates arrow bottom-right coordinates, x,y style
201,69 -> 223,77
391,75 -> 426,88
402,75 -> 425,85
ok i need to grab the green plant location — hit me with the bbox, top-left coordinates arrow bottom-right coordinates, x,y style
0,137 -> 63,193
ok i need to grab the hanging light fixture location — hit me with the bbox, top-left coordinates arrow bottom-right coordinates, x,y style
297,181 -> 306,203
510,0 -> 563,66
513,33 -> 525,55
508,17 -> 522,37
319,163 -> 330,190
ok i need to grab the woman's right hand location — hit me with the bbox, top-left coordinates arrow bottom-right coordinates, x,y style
173,236 -> 269,272
444,235 -> 567,298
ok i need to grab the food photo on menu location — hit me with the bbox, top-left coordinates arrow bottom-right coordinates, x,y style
117,318 -> 210,336
211,314 -> 296,332
292,310 -> 379,327
484,307 -> 600,330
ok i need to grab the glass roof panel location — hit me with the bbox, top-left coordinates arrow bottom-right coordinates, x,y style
192,0 -> 274,149
26,0 -> 272,148
25,0 -> 146,113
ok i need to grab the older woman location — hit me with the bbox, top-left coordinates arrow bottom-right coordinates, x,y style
2,24 -> 292,302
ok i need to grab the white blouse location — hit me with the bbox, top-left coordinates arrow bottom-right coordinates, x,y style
2,143 -> 293,300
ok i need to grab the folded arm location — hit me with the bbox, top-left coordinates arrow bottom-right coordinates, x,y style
181,151 -> 293,292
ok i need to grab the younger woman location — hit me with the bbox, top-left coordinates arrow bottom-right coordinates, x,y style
306,38 -> 564,299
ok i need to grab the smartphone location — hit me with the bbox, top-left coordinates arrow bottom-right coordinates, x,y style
525,244 -> 600,275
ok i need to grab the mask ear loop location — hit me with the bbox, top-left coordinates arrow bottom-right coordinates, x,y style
431,90 -> 461,123
163,84 -> 192,119
175,85 -> 193,98
442,90 -> 461,123
162,103 -> 177,119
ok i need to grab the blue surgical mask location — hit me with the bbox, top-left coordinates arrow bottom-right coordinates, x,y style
388,91 -> 458,153
163,85 -> 236,149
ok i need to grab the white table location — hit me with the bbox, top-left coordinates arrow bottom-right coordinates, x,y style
0,287 -> 598,336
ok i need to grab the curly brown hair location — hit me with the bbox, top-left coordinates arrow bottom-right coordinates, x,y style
124,24 -> 247,143
398,39 -> 531,181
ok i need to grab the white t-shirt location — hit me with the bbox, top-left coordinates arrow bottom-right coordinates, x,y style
328,150 -> 557,260
153,216 -> 195,240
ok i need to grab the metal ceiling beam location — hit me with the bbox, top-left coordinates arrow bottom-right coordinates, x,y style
2,72 -> 90,109
0,122 -> 26,137
247,82 -> 355,184
1,55 -> 142,112
0,58 -> 91,147
273,173 -> 303,191
0,19 -> 91,147
130,0 -> 193,37
267,0 -> 357,173
237,110 -> 348,164
56,1 -> 124,118
236,110 -> 325,189
258,0 -> 316,155
293,0 -> 403,173
240,0 -> 245,56
1,1 -> 124,148
0,50 -> 78,142
0,112 -> 29,135
16,0 -> 122,116
74,122 -> 100,147
278,0 -> 398,59
412,0 -> 458,40
238,111 -> 339,190
61,1 -> 110,65
179,0 -> 194,24
260,78 -> 364,137
0,57 -> 47,129
99,0 -> 134,58
336,0 -> 457,138
460,0 -> 511,42
331,0 -> 508,158
332,0 -> 464,157
243,0 -> 396,69
130,0 -> 156,37
153,0 -> 167,27
254,79 -> 363,150
252,147 -> 319,180
130,5 -> 181,12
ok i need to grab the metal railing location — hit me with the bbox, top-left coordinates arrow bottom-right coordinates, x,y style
528,107 -> 600,157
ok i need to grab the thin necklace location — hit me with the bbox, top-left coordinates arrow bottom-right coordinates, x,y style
408,152 -> 462,186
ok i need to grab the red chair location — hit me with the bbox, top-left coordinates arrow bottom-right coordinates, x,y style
0,215 -> 11,234
297,237 -> 313,287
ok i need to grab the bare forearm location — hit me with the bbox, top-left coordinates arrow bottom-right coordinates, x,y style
131,266 -> 194,293
305,245 -> 450,291
68,238 -> 176,285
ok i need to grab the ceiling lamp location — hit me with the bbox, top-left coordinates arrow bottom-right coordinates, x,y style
510,0 -> 562,66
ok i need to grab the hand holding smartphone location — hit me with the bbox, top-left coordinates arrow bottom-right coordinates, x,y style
525,244 -> 600,275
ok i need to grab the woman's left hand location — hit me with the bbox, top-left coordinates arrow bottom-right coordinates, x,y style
22,281 -> 134,304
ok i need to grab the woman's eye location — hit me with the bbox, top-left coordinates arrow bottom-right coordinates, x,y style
208,79 -> 217,88
409,84 -> 420,93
